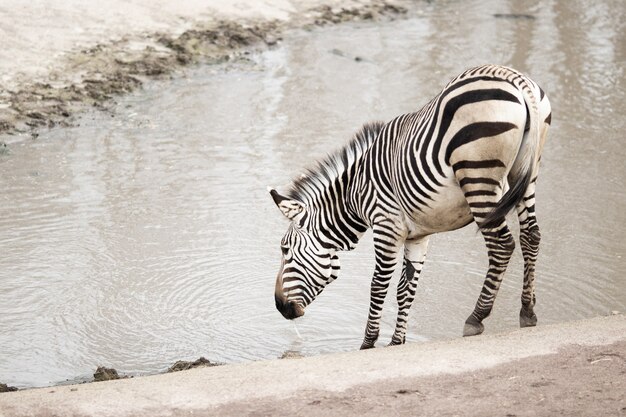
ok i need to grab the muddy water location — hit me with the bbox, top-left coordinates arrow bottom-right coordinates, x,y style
1,0 -> 625,388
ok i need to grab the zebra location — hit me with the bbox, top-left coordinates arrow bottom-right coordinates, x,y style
269,64 -> 551,349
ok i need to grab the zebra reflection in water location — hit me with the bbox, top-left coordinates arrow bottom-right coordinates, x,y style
270,64 -> 551,349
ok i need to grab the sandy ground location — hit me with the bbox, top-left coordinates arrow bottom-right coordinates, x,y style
218,341 -> 626,417
0,0 -> 408,139
0,315 -> 624,417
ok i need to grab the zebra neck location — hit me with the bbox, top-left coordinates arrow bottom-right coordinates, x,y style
313,174 -> 369,251
286,121 -> 384,250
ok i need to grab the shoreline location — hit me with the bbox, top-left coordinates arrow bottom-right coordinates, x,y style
0,314 -> 624,416
0,0 -> 410,142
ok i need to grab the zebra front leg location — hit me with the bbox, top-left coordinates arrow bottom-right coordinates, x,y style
517,183 -> 540,328
464,222 -> 516,336
388,237 -> 430,346
360,225 -> 403,350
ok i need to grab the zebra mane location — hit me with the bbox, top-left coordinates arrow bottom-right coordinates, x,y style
286,121 -> 385,205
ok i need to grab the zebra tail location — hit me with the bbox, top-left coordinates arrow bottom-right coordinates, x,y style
480,80 -> 540,230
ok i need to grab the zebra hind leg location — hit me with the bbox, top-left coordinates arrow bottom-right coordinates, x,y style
517,182 -> 540,328
463,221 -> 516,336
455,158 -> 517,336
389,237 -> 430,346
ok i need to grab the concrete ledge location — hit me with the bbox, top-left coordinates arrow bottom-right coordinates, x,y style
1,314 -> 624,417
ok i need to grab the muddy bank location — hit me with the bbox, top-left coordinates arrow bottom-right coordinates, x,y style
0,1 -> 407,140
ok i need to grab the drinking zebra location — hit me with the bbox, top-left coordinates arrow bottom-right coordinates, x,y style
269,64 -> 551,349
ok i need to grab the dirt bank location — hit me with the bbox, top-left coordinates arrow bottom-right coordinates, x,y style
0,0 -> 409,141
0,315 -> 624,417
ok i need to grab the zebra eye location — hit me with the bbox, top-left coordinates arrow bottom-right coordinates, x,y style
281,246 -> 289,255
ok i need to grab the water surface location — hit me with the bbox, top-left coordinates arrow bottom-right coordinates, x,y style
1,0 -> 625,387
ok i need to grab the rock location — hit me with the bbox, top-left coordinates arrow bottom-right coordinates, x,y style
0,383 -> 18,393
167,357 -> 220,373
93,366 -> 120,382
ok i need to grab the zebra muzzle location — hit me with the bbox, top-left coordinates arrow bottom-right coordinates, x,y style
275,295 -> 305,320
275,258 -> 305,319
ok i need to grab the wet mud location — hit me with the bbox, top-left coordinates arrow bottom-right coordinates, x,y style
0,1 -> 406,139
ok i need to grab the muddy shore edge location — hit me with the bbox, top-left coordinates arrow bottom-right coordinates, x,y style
0,0 -> 410,142
0,315 -> 624,417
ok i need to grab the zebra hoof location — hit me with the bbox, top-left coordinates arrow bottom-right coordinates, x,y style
520,308 -> 538,328
463,317 -> 484,337
360,339 -> 376,350
387,336 -> 405,346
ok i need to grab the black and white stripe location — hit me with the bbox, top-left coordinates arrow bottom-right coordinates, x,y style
270,64 -> 551,347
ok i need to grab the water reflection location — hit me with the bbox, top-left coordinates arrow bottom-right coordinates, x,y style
0,0 -> 625,388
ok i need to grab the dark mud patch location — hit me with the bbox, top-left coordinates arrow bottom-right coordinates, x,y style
0,1 -> 408,140
157,21 -> 282,66
309,2 -> 407,26
167,357 -> 222,373
280,350 -> 304,359
493,13 -> 536,20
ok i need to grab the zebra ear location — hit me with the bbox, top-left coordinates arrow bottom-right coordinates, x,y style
268,187 -> 306,220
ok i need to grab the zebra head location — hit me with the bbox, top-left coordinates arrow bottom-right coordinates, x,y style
269,188 -> 340,320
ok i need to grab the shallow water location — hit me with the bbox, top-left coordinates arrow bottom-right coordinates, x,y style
1,0 -> 625,388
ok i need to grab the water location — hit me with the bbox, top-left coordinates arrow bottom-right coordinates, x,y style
1,0 -> 625,388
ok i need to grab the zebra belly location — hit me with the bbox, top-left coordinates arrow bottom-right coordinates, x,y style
404,183 -> 473,237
